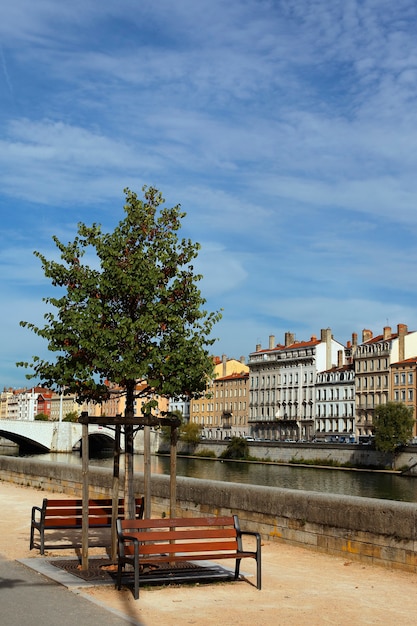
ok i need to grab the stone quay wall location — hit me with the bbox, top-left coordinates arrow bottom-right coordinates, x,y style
191,441 -> 417,473
1,455 -> 416,573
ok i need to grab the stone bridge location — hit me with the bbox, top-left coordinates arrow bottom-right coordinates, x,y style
0,419 -> 159,455
0,419 -> 118,454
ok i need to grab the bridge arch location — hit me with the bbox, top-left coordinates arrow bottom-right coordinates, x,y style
0,420 -> 117,455
0,429 -> 49,455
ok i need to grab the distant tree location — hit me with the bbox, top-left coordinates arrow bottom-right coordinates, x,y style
180,421 -> 202,445
18,186 -> 221,513
373,402 -> 414,466
63,411 -> 79,422
220,436 -> 249,460
34,412 -> 49,421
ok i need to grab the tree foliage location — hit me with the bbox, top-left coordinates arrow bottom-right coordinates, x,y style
18,186 -> 221,415
34,412 -> 49,421
180,421 -> 202,445
373,402 -> 414,453
18,186 -> 221,516
220,436 -> 250,460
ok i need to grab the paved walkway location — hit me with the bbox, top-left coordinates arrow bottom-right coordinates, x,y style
2,480 -> 417,625
0,556 -> 140,625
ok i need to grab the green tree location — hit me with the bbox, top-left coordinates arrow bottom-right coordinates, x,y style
220,436 -> 250,460
180,421 -> 203,445
63,411 -> 79,422
373,402 -> 414,464
34,412 -> 49,421
18,186 -> 221,509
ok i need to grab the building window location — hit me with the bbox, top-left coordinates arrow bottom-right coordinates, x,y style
408,373 -> 413,385
408,389 -> 413,402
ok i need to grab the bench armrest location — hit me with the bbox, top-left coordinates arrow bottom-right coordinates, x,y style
117,533 -> 141,559
236,529 -> 262,554
31,505 -> 43,525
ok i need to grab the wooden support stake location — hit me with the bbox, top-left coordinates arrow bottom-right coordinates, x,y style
170,425 -> 177,518
111,422 -> 121,560
81,421 -> 89,571
144,424 -> 151,518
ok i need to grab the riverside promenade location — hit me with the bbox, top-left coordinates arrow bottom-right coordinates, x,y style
2,480 -> 417,626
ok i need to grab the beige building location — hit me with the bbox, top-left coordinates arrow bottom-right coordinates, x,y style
190,355 -> 249,439
390,357 -> 417,438
90,381 -> 169,419
49,392 -> 81,421
353,324 -> 417,436
0,389 -> 15,420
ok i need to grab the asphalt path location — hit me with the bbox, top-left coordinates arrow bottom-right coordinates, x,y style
0,556 -> 141,626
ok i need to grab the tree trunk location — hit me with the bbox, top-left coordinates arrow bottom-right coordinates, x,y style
124,381 -> 136,519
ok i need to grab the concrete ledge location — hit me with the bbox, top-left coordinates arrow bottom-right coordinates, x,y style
1,455 -> 416,572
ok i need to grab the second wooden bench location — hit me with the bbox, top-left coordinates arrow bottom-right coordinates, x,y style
30,496 -> 144,554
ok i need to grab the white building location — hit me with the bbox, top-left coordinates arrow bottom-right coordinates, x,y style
248,329 -> 346,441
315,364 -> 355,442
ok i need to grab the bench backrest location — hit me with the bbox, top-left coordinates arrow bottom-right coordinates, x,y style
42,497 -> 144,527
117,515 -> 239,557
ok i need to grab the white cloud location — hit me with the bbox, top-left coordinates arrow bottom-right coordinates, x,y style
2,0 -> 417,385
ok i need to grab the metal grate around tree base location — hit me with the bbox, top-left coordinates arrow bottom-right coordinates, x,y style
51,558 -> 118,582
51,558 -> 234,586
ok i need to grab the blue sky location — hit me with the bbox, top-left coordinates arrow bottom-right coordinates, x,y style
2,0 -> 417,388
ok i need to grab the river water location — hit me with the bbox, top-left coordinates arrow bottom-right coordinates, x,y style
14,451 -> 417,503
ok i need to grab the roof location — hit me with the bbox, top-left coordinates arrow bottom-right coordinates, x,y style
391,356 -> 417,367
251,337 -> 322,356
215,372 -> 249,382
319,364 -> 354,374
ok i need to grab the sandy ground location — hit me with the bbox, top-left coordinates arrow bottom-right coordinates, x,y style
1,480 -> 417,626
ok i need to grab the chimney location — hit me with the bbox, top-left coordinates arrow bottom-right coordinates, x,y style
321,328 -> 332,370
321,328 -> 331,342
383,326 -> 391,340
398,324 -> 408,362
285,332 -> 294,347
362,329 -> 373,343
337,350 -> 343,368
240,356 -> 246,364
222,354 -> 227,377
269,335 -> 275,350
255,343 -> 261,352
352,333 -> 357,346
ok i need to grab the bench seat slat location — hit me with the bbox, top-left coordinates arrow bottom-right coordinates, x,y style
43,507 -> 126,517
44,515 -> 111,529
137,551 -> 254,563
122,528 -> 237,542
133,540 -> 239,556
120,516 -> 235,530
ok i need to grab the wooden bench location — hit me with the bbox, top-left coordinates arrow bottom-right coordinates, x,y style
116,514 -> 261,599
30,497 -> 144,554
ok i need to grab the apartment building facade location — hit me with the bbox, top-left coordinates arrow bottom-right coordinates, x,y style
190,355 -> 249,439
0,387 -> 53,421
390,357 -> 417,438
315,364 -> 355,441
248,329 -> 345,441
353,324 -> 417,437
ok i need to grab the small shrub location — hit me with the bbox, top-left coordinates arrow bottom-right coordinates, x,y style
220,437 -> 250,460
194,449 -> 216,458
34,413 -> 49,421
